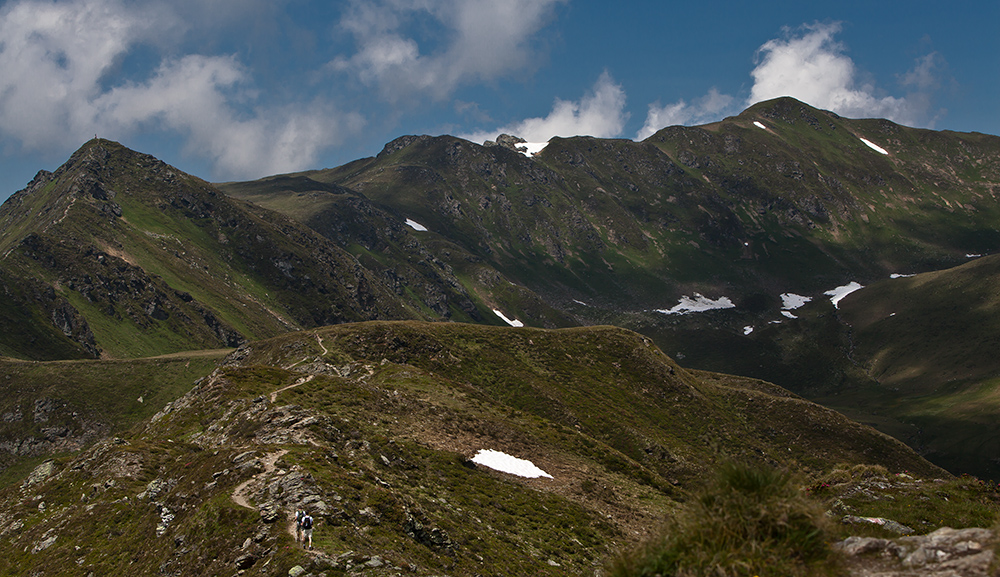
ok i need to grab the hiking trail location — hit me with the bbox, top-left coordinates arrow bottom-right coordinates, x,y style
270,375 -> 316,403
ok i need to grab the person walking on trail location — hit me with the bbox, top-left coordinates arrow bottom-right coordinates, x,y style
301,512 -> 314,550
295,509 -> 305,544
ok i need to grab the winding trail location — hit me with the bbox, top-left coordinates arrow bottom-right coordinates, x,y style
316,334 -> 328,355
231,449 -> 305,542
270,375 -> 316,403
231,449 -> 287,510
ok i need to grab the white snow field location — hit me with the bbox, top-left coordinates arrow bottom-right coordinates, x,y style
405,218 -> 428,231
471,449 -> 552,478
519,142 -> 549,156
492,309 -> 524,327
778,293 -> 812,319
824,282 -> 863,309
655,293 -> 735,315
859,138 -> 889,155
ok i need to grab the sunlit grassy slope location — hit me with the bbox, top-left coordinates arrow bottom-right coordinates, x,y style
2,321 -> 979,577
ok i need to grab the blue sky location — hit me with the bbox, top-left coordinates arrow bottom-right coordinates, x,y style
0,0 -> 997,202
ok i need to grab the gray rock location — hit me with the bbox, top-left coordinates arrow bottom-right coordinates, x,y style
288,565 -> 306,577
234,553 -> 256,570
259,501 -> 281,523
495,134 -> 528,152
23,460 -> 56,487
31,534 -> 57,553
138,477 -> 175,500
837,527 -> 996,577
842,514 -> 914,535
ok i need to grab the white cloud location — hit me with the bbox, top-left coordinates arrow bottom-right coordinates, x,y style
637,22 -> 947,139
636,88 -> 736,140
0,0 -> 358,180
334,0 -> 566,102
97,55 -> 361,178
461,72 -> 628,144
747,22 -> 941,127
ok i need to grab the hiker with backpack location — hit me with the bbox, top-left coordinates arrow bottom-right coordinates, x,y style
301,511 -> 314,549
295,509 -> 305,544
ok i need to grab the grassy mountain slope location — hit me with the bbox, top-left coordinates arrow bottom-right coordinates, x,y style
219,172 -> 576,330
217,97 -> 1000,479
0,321 -> 966,577
0,140 -> 440,360
830,254 -> 1000,478
6,97 -> 1000,481
0,350 -> 226,485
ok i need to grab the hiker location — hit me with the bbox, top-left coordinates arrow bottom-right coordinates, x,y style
301,511 -> 314,549
295,509 -> 305,543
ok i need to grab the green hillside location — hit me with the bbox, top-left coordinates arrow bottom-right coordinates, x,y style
217,98 -> 1000,479
5,96 -> 1000,484
3,322 -> 984,577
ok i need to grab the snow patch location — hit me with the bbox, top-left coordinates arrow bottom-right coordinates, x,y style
654,293 -> 735,315
519,142 -> 549,156
859,138 -> 888,155
753,121 -> 767,130
824,282 -> 863,309
471,449 -> 552,478
743,326 -> 754,335
780,293 -> 811,311
890,273 -> 915,279
493,309 -> 524,327
405,219 -> 428,232
966,254 -> 982,258
781,310 -> 798,319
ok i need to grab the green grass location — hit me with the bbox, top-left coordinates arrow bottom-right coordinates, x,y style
812,464 -> 1000,536
608,462 -> 838,577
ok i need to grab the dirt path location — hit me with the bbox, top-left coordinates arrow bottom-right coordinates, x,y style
316,334 -> 328,355
232,449 -> 307,543
231,449 -> 288,510
270,375 -> 316,403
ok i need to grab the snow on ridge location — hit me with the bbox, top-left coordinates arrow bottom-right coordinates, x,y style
493,309 -> 524,327
966,253 -> 982,258
859,138 -> 889,155
471,449 -> 552,478
890,273 -> 915,279
405,218 -> 428,231
753,121 -> 767,130
655,293 -> 735,315
824,282 -> 863,309
519,142 -> 549,156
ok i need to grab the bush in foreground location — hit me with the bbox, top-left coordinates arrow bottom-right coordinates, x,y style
609,462 -> 837,577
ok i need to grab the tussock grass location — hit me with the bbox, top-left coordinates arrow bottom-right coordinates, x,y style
609,461 -> 838,577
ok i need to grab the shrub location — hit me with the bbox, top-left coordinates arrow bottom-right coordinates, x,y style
608,461 -> 838,577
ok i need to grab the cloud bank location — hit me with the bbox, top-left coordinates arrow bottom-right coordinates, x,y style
636,22 -> 947,139
333,0 -> 566,102
0,0 -> 357,180
461,72 -> 628,144
636,88 -> 734,140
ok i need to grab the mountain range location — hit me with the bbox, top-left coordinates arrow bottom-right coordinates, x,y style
1,96 -> 999,575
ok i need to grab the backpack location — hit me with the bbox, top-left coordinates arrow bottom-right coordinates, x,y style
302,515 -> 313,529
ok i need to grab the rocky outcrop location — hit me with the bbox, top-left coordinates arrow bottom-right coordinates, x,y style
837,527 -> 996,576
483,133 -> 529,153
